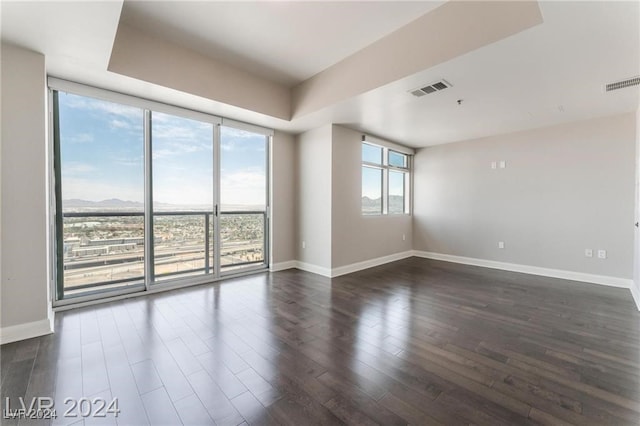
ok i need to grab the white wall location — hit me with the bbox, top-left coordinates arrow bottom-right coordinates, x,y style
270,130 -> 297,266
331,125 -> 412,268
292,124 -> 413,275
0,43 -> 53,343
414,113 -> 636,283
296,125 -> 332,271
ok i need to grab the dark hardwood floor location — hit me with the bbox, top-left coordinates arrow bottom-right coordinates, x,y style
2,257 -> 640,425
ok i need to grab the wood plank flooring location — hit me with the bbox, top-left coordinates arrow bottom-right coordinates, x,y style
2,257 -> 640,425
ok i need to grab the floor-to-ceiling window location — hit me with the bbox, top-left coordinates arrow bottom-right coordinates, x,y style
54,91 -> 146,299
51,79 -> 271,304
151,112 -> 215,282
219,126 -> 268,273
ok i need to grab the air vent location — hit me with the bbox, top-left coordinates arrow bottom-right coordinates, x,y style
410,79 -> 452,97
605,76 -> 640,92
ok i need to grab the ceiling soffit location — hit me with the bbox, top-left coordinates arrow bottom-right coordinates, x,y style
108,1 -> 543,122
108,22 -> 291,120
292,1 -> 543,118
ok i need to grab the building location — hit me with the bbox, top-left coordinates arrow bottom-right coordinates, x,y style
1,1 -> 639,425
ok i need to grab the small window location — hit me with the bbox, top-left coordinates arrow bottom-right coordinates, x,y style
362,143 -> 383,165
361,141 -> 411,215
389,150 -> 408,168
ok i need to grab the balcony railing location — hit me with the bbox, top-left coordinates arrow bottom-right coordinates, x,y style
61,210 -> 266,293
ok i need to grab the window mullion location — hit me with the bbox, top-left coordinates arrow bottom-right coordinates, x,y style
383,168 -> 389,215
143,109 -> 154,288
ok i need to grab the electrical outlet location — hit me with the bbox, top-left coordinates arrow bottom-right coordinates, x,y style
499,160 -> 506,169
498,241 -> 505,249
402,234 -> 406,241
585,248 -> 593,258
302,241 -> 306,249
597,249 -> 607,259
491,161 -> 497,170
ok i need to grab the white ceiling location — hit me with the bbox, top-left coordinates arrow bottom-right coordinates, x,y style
323,0 -> 640,146
1,1 -> 639,148
120,0 -> 444,86
0,1 -> 122,80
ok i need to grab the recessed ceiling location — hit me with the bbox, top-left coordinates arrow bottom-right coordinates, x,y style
353,0 -> 640,146
1,1 -> 638,148
119,0 -> 444,86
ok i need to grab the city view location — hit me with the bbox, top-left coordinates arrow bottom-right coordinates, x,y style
56,91 -> 268,297
62,200 -> 265,291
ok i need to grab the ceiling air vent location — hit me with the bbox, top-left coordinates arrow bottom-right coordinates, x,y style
410,79 -> 452,97
605,76 -> 640,92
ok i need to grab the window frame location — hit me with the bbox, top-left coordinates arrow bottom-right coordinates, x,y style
48,78 -> 273,307
361,142 -> 411,216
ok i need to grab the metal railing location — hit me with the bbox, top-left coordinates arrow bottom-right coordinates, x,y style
61,210 -> 266,291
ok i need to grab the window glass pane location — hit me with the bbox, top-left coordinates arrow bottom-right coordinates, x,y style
152,112 -> 214,281
389,151 -> 408,168
220,127 -> 267,211
220,126 -> 267,271
362,143 -> 382,164
57,92 -> 145,296
389,170 -> 406,214
362,167 -> 382,215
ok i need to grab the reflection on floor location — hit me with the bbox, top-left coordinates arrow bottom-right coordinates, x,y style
2,257 -> 639,425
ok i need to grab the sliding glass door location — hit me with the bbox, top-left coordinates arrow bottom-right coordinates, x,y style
52,83 -> 270,303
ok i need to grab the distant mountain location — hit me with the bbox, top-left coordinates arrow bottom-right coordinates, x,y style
63,199 -> 261,212
64,198 -> 144,208
362,195 -> 405,213
361,196 -> 379,207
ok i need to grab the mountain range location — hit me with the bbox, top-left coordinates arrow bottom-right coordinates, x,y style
63,199 -> 263,211
64,198 -> 146,208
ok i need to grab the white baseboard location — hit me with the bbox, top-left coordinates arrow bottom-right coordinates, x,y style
295,261 -> 332,278
631,282 -> 640,311
331,251 -> 414,277
0,315 -> 54,345
270,261 -> 298,272
286,251 -> 414,278
413,250 -> 633,289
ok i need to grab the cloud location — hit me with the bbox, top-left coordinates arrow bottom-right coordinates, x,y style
221,127 -> 262,140
111,156 -> 143,167
150,114 -> 213,159
110,119 -> 131,130
220,138 -> 266,153
62,93 -> 142,120
152,171 -> 213,205
152,144 -> 210,159
220,169 -> 266,207
65,133 -> 94,144
62,162 -> 97,177
220,127 -> 267,153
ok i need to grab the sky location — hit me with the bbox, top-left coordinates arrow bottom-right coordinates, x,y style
58,92 -> 267,209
